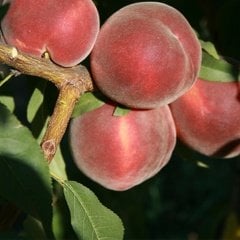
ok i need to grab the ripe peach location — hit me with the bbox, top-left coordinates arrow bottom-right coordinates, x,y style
170,78 -> 240,158
70,103 -> 176,191
1,0 -> 99,67
90,2 -> 201,109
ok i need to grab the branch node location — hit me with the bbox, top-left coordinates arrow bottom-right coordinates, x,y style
41,139 -> 56,162
10,47 -> 18,60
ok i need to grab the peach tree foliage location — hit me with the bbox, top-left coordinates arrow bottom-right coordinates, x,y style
0,0 -> 239,239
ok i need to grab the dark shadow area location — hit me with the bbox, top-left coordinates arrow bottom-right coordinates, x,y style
0,3 -> 9,22
0,155 -> 53,238
213,138 -> 240,158
213,0 -> 240,61
0,101 -> 9,125
0,74 -> 58,135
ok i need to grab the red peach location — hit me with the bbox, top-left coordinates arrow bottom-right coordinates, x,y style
70,103 -> 176,191
1,0 -> 99,67
170,78 -> 240,158
90,2 -> 201,109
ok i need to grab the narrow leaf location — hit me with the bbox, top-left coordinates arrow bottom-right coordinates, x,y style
0,96 -> 15,112
0,103 -> 53,237
63,181 -> 124,240
0,73 -> 14,88
199,52 -> 239,82
27,81 -> 49,141
49,147 -> 68,181
200,40 -> 220,60
72,92 -> 106,118
27,82 -> 46,123
113,105 -> 131,117
0,64 -> 12,88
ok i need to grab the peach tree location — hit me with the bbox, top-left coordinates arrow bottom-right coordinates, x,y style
0,0 -> 239,239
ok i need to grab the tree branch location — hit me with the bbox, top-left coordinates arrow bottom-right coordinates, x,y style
41,66 -> 93,162
0,42 -> 94,161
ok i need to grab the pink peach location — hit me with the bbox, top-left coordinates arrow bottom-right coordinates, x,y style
91,2 -> 201,109
70,103 -> 176,191
170,78 -> 240,158
1,0 -> 99,67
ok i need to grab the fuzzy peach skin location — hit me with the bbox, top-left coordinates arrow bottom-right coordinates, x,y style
70,103 -> 176,191
170,78 -> 240,158
1,0 -> 99,67
90,2 -> 201,109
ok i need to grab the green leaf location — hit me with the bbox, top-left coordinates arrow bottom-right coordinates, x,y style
51,182 -> 77,240
27,82 -> 46,123
72,92 -> 106,118
63,181 -> 124,240
200,40 -> 220,60
0,96 -> 15,112
49,147 -> 68,181
199,51 -> 239,82
0,64 -> 11,81
113,105 -> 131,117
0,73 -> 14,88
0,103 -> 53,238
52,197 -> 66,240
27,81 -> 49,141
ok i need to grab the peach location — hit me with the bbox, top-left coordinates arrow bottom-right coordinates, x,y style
170,78 -> 240,158
70,103 -> 176,191
90,2 -> 201,109
1,0 -> 99,67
